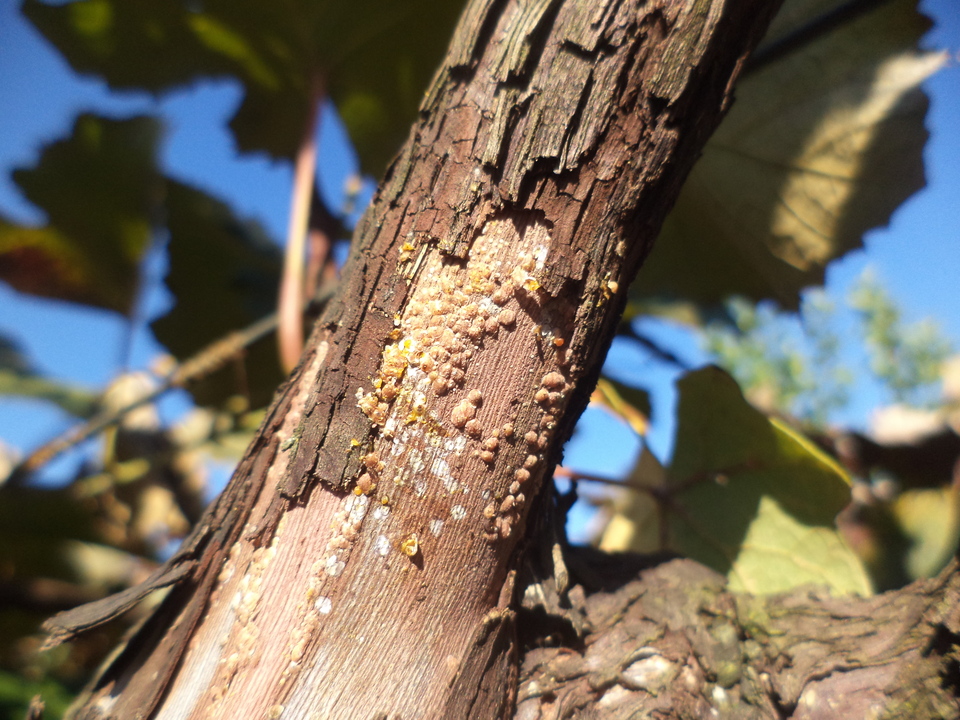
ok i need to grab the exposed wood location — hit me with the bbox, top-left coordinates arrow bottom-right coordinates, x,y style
53,0 -> 784,717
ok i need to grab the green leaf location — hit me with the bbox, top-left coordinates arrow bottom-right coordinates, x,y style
0,671 -> 75,720
23,0 -> 464,175
0,114 -> 162,313
0,486 -> 100,581
631,0 -> 946,317
601,367 -> 871,596
670,368 -> 869,595
150,181 -> 284,408
0,109 -> 286,406
0,335 -> 99,417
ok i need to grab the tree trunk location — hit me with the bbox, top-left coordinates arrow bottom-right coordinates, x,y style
40,0 -> 849,717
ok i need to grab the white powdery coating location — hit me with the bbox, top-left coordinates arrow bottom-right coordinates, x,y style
375,534 -> 391,557
373,505 -> 391,521
430,455 -> 460,493
430,519 -> 444,537
314,596 -> 333,615
346,494 -> 370,525
411,389 -> 428,408
407,447 -> 426,474
386,427 -> 412,457
383,414 -> 399,436
451,505 -> 467,521
533,244 -> 549,271
444,435 -> 468,455
393,463 -> 411,487
325,555 -> 345,577
406,366 -> 427,385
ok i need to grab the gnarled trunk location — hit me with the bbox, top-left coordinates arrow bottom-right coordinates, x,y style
518,553 -> 960,719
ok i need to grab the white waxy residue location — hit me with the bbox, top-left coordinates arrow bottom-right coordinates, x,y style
431,456 -> 460,493
325,555 -> 345,577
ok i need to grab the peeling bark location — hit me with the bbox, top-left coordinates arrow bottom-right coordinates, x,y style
47,0 -> 793,718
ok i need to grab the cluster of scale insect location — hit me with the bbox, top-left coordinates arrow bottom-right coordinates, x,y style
355,451 -> 384,497
442,243 -> 575,542
210,527 -> 284,698
481,366 -> 572,541
352,235 -> 526,538
356,240 -> 521,435
357,229 -> 575,550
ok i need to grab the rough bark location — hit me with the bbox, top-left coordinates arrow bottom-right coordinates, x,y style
43,0 -> 793,718
517,553 -> 960,719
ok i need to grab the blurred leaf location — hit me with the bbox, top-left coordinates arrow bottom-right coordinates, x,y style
892,486 -> 960,580
632,0 -> 945,317
61,540 -> 147,591
190,407 -> 267,462
0,671 -> 74,720
0,486 -> 101,581
598,446 -> 664,554
0,335 -> 99,418
23,0 -> 465,175
151,181 -> 283,408
591,377 -> 650,435
0,117 -> 290,408
601,367 -> 871,596
0,114 -> 162,312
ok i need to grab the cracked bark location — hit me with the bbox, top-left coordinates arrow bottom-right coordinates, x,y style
516,553 -> 960,719
38,1 -> 955,719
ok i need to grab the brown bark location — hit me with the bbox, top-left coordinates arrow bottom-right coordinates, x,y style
517,553 -> 960,719
45,0 -> 786,718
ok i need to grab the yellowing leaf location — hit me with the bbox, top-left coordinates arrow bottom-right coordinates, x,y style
631,0 -> 946,315
591,377 -> 650,435
601,367 -> 871,596
598,446 -> 664,554
892,487 -> 960,580
725,494 -> 872,595
0,222 -> 96,306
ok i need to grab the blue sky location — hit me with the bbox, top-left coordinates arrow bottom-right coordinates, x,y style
0,0 -> 958,527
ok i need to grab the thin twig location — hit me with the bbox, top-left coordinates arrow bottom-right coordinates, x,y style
278,73 -> 325,373
10,287 -> 336,481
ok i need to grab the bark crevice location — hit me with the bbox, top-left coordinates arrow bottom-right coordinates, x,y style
517,551 -> 960,719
